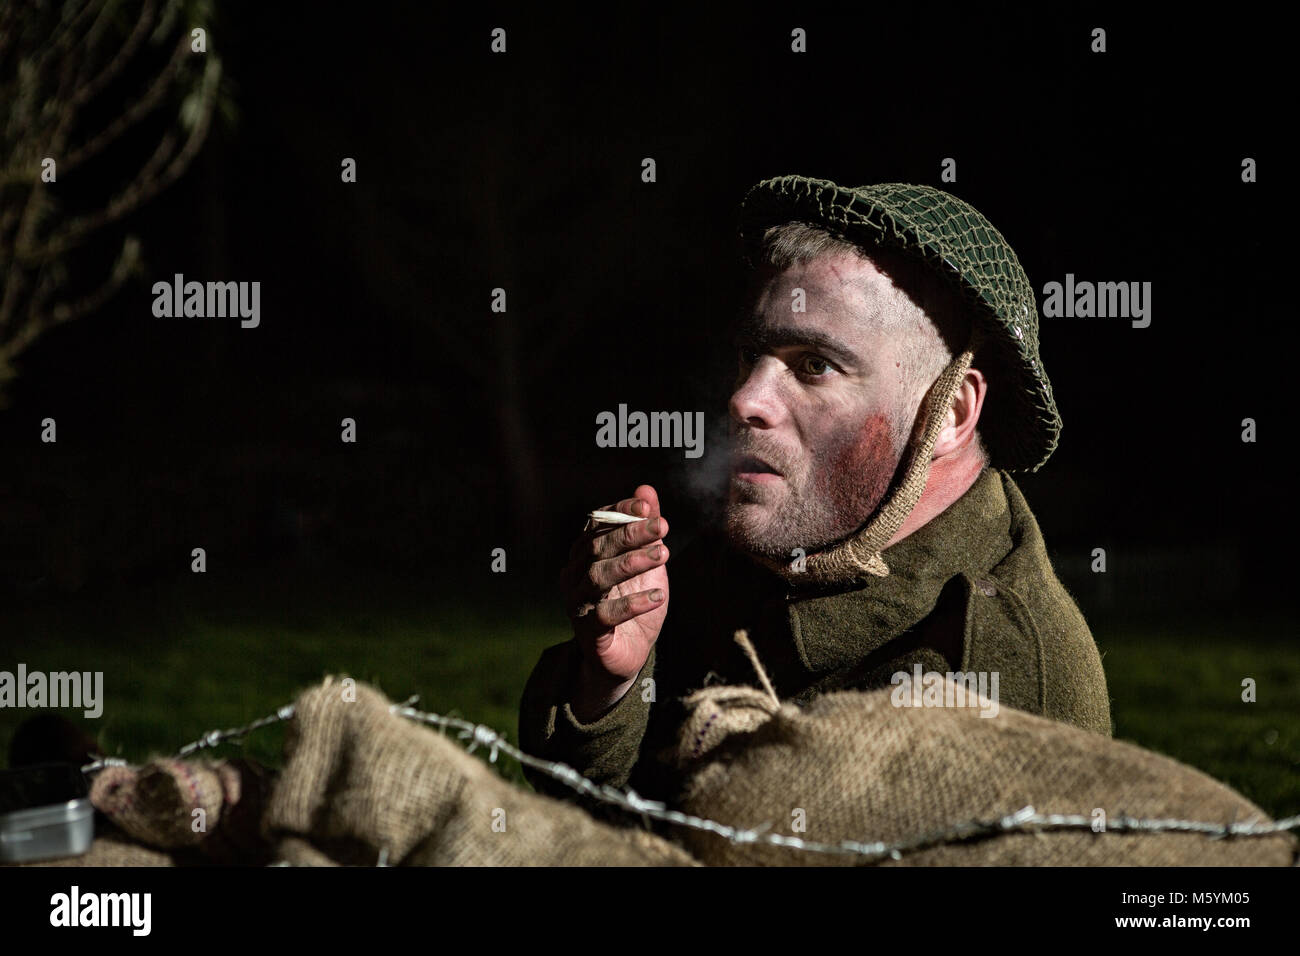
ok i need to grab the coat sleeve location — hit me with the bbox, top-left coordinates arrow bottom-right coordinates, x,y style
517,639 -> 657,799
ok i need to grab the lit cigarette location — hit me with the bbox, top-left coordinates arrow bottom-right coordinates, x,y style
587,510 -> 643,526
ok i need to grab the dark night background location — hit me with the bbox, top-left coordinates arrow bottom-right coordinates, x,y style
1,6 -> 1294,811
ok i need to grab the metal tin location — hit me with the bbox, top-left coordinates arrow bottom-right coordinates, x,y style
0,796 -> 94,863
0,763 -> 95,863
0,797 -> 95,863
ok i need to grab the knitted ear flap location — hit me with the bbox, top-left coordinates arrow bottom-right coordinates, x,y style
756,326 -> 983,585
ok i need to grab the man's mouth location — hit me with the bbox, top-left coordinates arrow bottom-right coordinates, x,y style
731,454 -> 783,483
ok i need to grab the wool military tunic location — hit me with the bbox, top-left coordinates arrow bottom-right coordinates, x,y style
518,466 -> 1112,809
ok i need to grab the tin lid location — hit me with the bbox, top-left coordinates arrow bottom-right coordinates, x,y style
0,796 -> 94,832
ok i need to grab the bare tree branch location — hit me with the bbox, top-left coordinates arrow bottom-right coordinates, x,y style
0,0 -> 226,392
0,236 -> 139,364
69,0 -> 158,112
58,28 -> 186,174
13,55 -> 217,266
29,1 -> 98,83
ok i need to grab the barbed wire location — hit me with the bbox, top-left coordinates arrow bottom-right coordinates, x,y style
80,695 -> 1300,864
80,701 -> 301,774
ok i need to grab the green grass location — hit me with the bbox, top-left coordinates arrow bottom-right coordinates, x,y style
1094,610 -> 1300,819
0,561 -> 568,787
2,565 -> 1297,820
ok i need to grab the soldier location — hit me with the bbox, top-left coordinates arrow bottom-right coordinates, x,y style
520,176 -> 1111,810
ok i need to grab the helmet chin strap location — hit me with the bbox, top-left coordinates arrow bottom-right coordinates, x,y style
752,328 -> 981,587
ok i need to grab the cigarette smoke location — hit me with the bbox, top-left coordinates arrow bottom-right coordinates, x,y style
682,411 -> 736,527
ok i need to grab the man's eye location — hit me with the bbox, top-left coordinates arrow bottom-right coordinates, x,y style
739,346 -> 759,366
797,354 -> 832,376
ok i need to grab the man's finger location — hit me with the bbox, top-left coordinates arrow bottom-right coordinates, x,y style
633,484 -> 660,515
594,490 -> 657,520
586,515 -> 668,561
579,544 -> 669,601
575,587 -> 667,636
603,495 -> 655,519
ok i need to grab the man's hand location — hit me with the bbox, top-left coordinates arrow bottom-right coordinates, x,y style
560,484 -> 669,722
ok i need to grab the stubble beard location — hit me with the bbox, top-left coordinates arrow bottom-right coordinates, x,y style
725,405 -> 914,562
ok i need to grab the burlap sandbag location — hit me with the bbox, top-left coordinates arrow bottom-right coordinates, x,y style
10,757 -> 272,867
88,756 -> 272,863
91,758 -> 232,848
674,676 -> 1299,866
263,678 -> 697,866
15,670 -> 1295,867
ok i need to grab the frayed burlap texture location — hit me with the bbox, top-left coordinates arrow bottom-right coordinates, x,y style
91,758 -> 232,847
86,755 -> 273,863
675,676 -> 1299,866
263,677 -> 697,866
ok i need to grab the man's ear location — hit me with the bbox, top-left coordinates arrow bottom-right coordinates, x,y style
933,367 -> 986,458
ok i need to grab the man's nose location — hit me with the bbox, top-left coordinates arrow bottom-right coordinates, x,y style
728,359 -> 787,429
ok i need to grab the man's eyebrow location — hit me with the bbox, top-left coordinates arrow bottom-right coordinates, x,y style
734,324 -> 860,365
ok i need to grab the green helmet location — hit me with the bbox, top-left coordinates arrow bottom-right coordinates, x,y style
738,175 -> 1060,473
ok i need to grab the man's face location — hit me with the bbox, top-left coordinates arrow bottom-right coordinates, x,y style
725,250 -> 916,560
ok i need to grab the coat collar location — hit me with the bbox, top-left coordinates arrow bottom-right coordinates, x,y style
782,466 -> 1017,673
